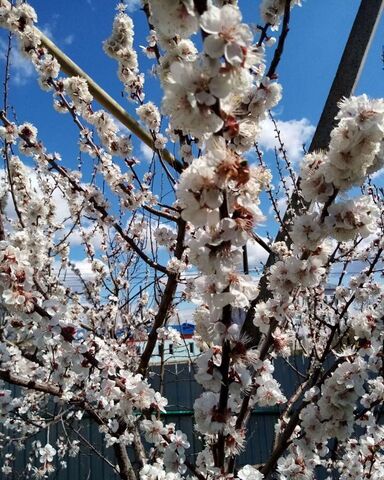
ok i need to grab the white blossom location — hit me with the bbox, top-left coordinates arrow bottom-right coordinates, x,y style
200,5 -> 253,66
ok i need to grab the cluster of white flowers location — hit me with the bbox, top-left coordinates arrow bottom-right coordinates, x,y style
149,0 -> 198,40
136,101 -> 168,149
247,90 -> 384,478
328,95 -> 384,188
273,95 -> 384,347
141,416 -> 167,443
300,358 -> 367,445
38,444 -> 56,465
301,96 -> 384,201
166,257 -> 187,274
290,213 -> 325,250
157,327 -> 182,345
0,242 -> 37,312
268,255 -> 326,299
272,352 -> 383,478
140,461 -> 184,480
254,360 -> 286,407
325,196 -> 379,242
140,418 -> 190,476
164,430 -> 190,474
137,102 -> 161,131
292,97 -> 383,327
153,0 -> 300,473
61,78 -> 134,159
0,116 -> 175,476
162,59 -> 226,138
153,3 -> 291,466
337,426 -> 384,480
1,0 -> 384,479
0,1 -> 60,90
276,444 -> 314,480
238,464 -> 264,480
156,38 -> 198,84
103,7 -> 144,101
155,0 -> 282,141
154,226 -> 177,248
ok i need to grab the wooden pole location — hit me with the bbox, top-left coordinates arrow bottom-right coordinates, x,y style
37,30 -> 183,174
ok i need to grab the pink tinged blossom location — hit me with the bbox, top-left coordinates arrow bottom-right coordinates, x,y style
141,416 -> 167,444
248,80 -> 283,119
169,430 -> 190,452
166,257 -> 187,275
325,196 -> 379,242
255,378 -> 286,407
0,122 -> 17,143
290,213 -> 325,251
300,151 -> 334,203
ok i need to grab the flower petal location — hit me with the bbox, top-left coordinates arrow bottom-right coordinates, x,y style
204,34 -> 225,58
200,5 -> 222,34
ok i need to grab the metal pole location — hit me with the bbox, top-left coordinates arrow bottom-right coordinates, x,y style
310,0 -> 384,151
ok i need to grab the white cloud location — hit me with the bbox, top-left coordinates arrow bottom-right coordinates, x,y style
85,0 -> 96,10
258,117 -> 315,163
0,167 -> 73,234
246,238 -> 269,269
84,0 -> 140,11
63,34 -> 75,46
54,258 -> 97,292
371,168 -> 384,181
171,304 -> 196,325
66,223 -> 104,250
0,38 -> 35,86
116,121 -> 130,135
140,142 -> 154,163
41,23 -> 54,40
71,258 -> 96,279
125,0 -> 142,12
268,175 -> 294,216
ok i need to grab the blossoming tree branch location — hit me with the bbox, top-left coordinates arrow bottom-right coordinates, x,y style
0,0 -> 383,479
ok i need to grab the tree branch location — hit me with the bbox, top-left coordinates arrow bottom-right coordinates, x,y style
113,444 -> 137,480
137,220 -> 186,376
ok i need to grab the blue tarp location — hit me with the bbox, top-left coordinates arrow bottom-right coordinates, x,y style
168,323 -> 195,335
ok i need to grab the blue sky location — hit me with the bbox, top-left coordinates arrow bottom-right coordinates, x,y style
0,0 -> 383,274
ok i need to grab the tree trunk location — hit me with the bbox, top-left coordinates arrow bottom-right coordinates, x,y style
113,444 -> 137,480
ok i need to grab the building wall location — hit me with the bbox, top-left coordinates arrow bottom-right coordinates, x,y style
3,357 -> 336,479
